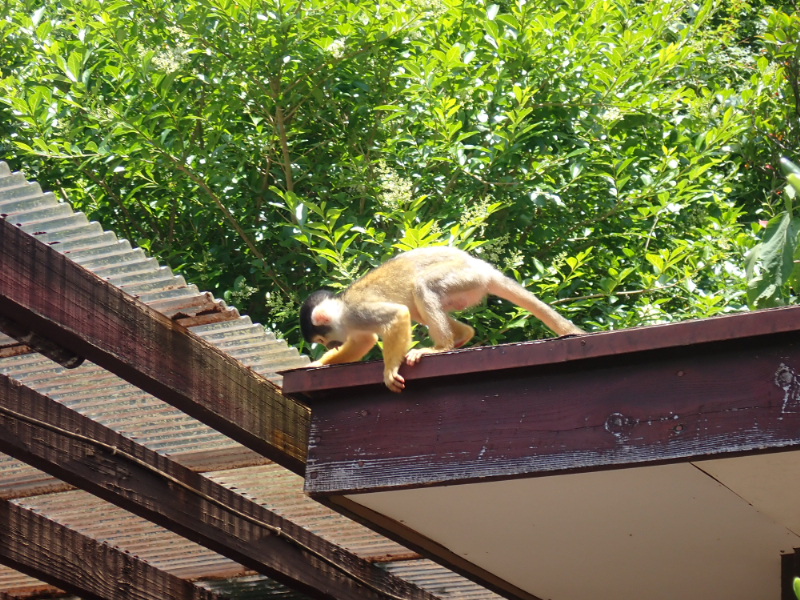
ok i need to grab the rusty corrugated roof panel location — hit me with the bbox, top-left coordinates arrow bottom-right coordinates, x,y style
0,455 -> 73,500
381,561 -> 501,600
0,160 -> 309,383
0,355 -> 235,454
0,161 -> 502,600
206,464 -> 412,560
13,491 -> 246,580
0,469 -> 502,600
0,564 -> 57,598
0,163 -> 310,494
0,490 -> 308,599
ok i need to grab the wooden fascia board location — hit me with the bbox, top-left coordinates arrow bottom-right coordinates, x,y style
0,217 -> 308,474
0,375 -> 436,600
0,498 -> 219,600
302,326 -> 800,495
283,305 -> 800,397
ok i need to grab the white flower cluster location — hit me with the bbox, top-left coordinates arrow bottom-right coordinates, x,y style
598,107 -> 621,121
151,47 -> 191,72
549,251 -> 567,272
479,233 -> 509,266
327,38 -> 346,60
504,247 -> 524,271
376,161 -> 413,209
143,27 -> 193,73
414,0 -> 447,16
459,196 -> 493,227
228,279 -> 258,307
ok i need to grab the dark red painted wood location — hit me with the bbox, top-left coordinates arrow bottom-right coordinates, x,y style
283,305 -> 800,396
0,375 -> 435,600
0,499 -> 218,600
303,332 -> 800,495
0,217 -> 308,474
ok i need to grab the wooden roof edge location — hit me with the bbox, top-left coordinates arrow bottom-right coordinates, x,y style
282,305 -> 800,397
0,217 -> 309,474
302,314 -> 800,495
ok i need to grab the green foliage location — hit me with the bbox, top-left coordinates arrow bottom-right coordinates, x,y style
0,0 -> 796,358
745,158 -> 800,308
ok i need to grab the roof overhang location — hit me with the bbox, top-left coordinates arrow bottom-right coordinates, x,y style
283,306 -> 800,600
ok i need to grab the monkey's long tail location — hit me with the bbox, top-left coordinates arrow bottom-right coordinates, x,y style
487,274 -> 585,337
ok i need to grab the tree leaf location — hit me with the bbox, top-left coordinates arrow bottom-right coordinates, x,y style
746,212 -> 800,308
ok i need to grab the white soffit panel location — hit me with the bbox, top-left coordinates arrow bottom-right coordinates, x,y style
696,450 -> 800,536
347,463 -> 799,600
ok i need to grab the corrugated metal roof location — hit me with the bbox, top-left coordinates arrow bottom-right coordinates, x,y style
13,491 -> 247,580
206,464 -> 411,560
0,490 -> 307,599
0,162 -> 502,600
381,562 -> 501,600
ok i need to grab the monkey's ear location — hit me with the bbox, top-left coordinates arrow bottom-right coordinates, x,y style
311,306 -> 331,327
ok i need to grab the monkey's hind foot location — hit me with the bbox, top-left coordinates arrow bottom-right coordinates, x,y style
405,347 -> 445,366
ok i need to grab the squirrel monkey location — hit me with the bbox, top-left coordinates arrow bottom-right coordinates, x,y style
300,247 -> 584,392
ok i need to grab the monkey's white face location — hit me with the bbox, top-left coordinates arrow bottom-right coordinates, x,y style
310,299 -> 346,350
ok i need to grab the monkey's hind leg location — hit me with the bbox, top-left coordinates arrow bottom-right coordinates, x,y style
406,317 -> 474,365
449,317 -> 475,348
406,285 -> 461,366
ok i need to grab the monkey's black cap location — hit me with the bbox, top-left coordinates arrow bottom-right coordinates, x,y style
299,289 -> 336,343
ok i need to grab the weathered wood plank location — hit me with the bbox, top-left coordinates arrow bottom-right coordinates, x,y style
0,446 -> 271,501
0,315 -> 83,369
0,218 -> 308,474
283,305 -> 800,396
304,332 -> 800,494
0,498 -> 218,600
0,374 -> 435,600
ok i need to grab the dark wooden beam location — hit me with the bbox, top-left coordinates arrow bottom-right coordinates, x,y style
0,446 -> 271,501
298,320 -> 800,495
0,218 -> 308,475
0,498 -> 218,600
0,375 -> 435,600
0,315 -> 83,369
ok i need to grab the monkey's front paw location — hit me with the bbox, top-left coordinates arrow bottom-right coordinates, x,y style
405,348 -> 436,366
384,368 -> 405,393
308,360 -> 322,368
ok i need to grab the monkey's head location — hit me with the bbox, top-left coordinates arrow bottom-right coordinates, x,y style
300,289 -> 345,350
